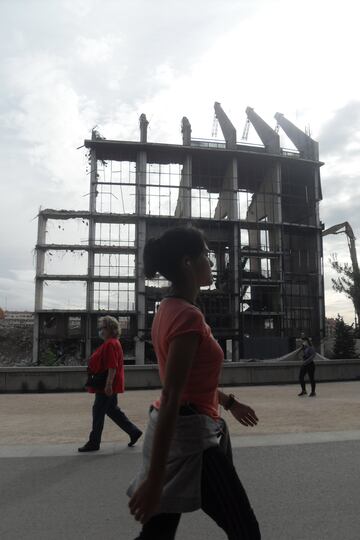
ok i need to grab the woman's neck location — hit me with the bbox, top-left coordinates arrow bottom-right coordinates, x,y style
170,283 -> 199,305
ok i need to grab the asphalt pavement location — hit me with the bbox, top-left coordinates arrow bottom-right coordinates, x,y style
1,436 -> 359,540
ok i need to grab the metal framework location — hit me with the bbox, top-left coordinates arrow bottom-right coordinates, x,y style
33,103 -> 325,364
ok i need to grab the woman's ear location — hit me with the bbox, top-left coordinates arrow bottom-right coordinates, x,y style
181,256 -> 191,268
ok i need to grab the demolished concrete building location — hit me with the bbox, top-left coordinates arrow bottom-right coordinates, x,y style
33,103 -> 325,364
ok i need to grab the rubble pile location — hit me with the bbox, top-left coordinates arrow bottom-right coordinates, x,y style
0,322 -> 33,366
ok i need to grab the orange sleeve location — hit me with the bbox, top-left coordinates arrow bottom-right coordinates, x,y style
167,307 -> 205,344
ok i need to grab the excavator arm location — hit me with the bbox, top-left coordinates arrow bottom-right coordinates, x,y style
322,221 -> 359,273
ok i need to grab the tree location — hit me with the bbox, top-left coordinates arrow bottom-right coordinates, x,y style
329,254 -> 360,328
333,314 -> 357,359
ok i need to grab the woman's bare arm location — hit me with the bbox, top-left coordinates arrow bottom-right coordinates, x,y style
129,332 -> 199,522
147,333 -> 199,482
218,389 -> 229,407
218,389 -> 259,427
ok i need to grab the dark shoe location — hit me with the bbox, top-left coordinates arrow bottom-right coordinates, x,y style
298,391 -> 307,396
78,442 -> 100,452
128,430 -> 143,447
309,392 -> 317,397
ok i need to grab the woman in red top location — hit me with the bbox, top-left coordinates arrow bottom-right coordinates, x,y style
128,227 -> 261,539
78,316 -> 142,452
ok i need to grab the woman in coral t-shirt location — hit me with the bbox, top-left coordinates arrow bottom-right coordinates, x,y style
128,227 -> 261,539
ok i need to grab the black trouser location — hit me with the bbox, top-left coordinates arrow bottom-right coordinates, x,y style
135,444 -> 261,540
299,361 -> 316,393
89,393 -> 140,446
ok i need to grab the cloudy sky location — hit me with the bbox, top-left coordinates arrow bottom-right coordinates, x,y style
0,0 -> 359,320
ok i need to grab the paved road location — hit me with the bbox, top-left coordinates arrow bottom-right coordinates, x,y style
1,437 -> 359,540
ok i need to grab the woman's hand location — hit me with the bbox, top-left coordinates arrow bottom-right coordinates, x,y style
105,368 -> 116,396
104,383 -> 113,397
230,401 -> 259,427
129,477 -> 163,524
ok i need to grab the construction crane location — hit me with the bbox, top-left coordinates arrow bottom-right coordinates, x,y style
322,222 -> 359,274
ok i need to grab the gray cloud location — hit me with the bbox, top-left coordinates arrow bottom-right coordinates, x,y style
319,101 -> 360,156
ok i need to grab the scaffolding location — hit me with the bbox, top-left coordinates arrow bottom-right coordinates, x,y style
33,103 -> 325,364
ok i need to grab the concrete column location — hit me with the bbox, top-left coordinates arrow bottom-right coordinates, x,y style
272,162 -> 284,334
273,162 -> 282,225
267,162 -> 283,274
136,151 -> 147,216
136,221 -> 146,364
232,222 -> 240,362
181,117 -> 191,146
139,114 -> 149,143
33,213 -> 47,364
34,214 -> 46,310
175,155 -> 192,218
85,144 -> 97,359
136,150 -> 147,364
227,158 -> 239,221
229,158 -> 240,361
215,158 -> 238,220
214,157 -> 240,359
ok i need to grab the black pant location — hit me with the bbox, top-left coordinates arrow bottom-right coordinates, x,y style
299,362 -> 316,393
135,445 -> 261,540
89,393 -> 140,446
